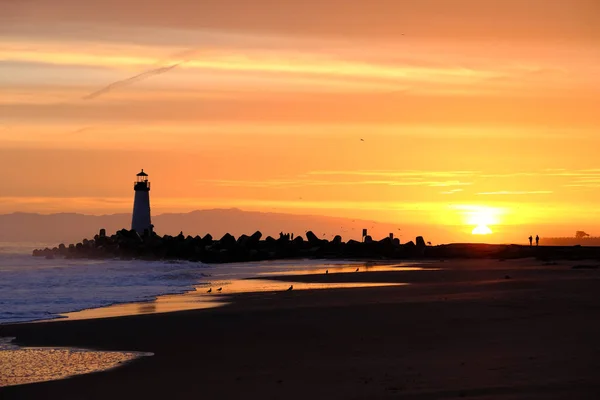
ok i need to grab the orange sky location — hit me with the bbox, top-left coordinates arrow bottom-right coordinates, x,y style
1,0 -> 599,243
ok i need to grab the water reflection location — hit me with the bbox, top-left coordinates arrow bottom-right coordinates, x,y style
0,343 -> 151,387
61,261 -> 433,322
138,302 -> 157,314
63,280 -> 405,321
200,279 -> 406,295
258,263 -> 433,276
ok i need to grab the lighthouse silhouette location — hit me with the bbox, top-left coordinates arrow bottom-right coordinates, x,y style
131,169 -> 152,234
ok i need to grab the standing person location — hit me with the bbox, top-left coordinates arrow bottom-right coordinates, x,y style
536,235 -> 539,246
529,235 -> 533,246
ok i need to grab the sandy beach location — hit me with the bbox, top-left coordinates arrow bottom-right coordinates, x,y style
2,258 -> 600,399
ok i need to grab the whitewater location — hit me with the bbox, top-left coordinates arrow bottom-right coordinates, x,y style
0,243 -> 364,324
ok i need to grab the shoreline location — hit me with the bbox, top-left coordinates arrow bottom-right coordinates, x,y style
2,259 -> 423,326
3,258 -> 600,398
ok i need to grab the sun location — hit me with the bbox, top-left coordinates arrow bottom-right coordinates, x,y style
458,205 -> 501,236
472,224 -> 493,235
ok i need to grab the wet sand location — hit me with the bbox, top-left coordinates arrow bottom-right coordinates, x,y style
3,258 -> 600,399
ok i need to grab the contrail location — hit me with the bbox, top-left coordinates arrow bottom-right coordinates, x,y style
83,62 -> 181,100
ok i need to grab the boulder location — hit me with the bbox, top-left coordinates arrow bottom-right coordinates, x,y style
416,236 -> 426,247
249,231 -> 262,245
237,234 -> 250,246
306,231 -> 320,244
378,237 -> 392,245
219,233 -> 237,248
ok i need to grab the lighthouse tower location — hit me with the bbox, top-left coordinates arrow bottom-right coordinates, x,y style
131,169 -> 152,234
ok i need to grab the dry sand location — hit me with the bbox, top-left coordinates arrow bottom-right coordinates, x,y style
2,258 -> 600,399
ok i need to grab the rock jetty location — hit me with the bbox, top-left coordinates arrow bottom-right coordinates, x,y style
32,229 -> 600,263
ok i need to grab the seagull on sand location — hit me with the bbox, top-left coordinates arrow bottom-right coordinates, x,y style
207,288 -> 212,293
286,285 -> 294,291
217,287 -> 222,292
355,268 -> 359,272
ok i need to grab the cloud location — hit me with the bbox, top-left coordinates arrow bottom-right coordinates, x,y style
83,63 -> 182,100
441,189 -> 463,195
198,177 -> 472,188
308,170 -> 477,178
3,0 -> 598,45
476,191 -> 553,195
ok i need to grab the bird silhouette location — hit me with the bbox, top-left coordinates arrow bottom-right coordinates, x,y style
207,288 -> 212,293
286,285 -> 294,291
360,138 -> 364,141
355,268 -> 359,272
217,287 -> 222,292
325,270 -> 329,274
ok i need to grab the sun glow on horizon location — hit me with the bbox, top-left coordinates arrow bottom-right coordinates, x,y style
472,224 -> 493,235
457,205 -> 502,236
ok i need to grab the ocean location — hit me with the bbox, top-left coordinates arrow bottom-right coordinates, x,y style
0,243 -> 382,324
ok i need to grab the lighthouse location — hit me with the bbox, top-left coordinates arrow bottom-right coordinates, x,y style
131,169 -> 152,234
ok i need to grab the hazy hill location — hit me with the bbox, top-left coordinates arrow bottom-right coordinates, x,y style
0,208 -> 457,245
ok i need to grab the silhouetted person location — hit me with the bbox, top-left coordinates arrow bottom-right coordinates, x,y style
536,235 -> 539,246
529,236 -> 533,246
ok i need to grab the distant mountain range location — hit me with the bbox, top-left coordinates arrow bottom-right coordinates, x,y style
0,208 -> 458,245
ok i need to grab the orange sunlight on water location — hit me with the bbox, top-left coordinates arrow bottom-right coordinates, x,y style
0,346 -> 151,387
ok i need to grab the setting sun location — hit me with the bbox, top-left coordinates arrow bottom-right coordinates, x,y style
472,224 -> 493,235
455,205 -> 501,236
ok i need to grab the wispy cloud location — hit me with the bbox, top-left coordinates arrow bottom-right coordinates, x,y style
83,63 -> 182,100
476,191 -> 553,195
308,170 -> 477,178
441,189 -> 463,195
199,178 -> 472,188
